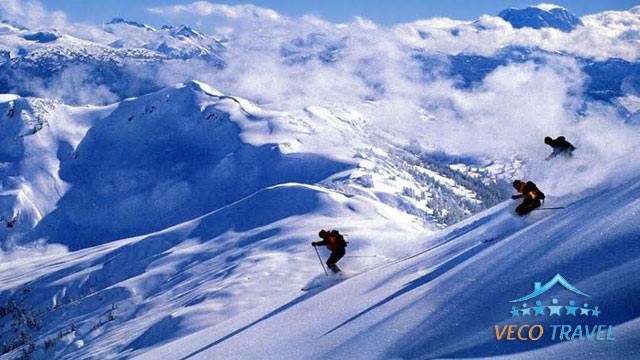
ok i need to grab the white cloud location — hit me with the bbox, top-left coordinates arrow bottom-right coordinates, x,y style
98,2 -> 640,180
148,1 -> 281,21
0,0 -> 69,30
0,0 -> 120,45
389,6 -> 640,61
2,0 -> 640,193
534,3 -> 566,12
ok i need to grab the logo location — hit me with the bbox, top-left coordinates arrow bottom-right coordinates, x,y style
494,274 -> 614,342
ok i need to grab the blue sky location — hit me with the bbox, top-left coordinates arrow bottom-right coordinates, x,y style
41,0 -> 639,27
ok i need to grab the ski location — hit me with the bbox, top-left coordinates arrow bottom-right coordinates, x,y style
534,207 -> 565,210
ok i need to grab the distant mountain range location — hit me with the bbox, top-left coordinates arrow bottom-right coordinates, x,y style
498,4 -> 583,32
0,5 -> 637,121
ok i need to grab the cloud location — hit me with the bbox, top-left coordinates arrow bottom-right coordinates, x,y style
66,3 -> 640,166
411,58 -> 640,196
178,17 -> 640,198
0,0 -> 119,45
2,0 -> 640,195
26,65 -> 120,105
0,0 -> 69,30
148,1 -> 281,21
393,7 -> 640,61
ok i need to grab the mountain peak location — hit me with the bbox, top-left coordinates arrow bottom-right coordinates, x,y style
498,5 -> 582,32
170,25 -> 205,39
107,18 -> 156,31
179,80 -> 223,97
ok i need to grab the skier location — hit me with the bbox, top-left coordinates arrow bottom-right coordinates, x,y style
511,180 -> 545,215
1,214 -> 17,228
312,229 -> 347,274
7,101 -> 14,118
545,136 -> 576,160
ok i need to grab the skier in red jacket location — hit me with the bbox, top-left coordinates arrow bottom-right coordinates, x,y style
312,229 -> 347,273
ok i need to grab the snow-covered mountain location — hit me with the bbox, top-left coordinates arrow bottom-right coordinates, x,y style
498,4 -> 583,32
135,175 -> 640,360
0,2 -> 639,359
0,81 -> 510,251
1,4 -> 639,112
0,17 -> 223,62
104,19 -> 224,60
0,80 -> 515,358
1,150 -> 638,359
0,18 -> 224,104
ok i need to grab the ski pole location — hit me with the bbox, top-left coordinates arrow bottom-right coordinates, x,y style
313,245 -> 328,276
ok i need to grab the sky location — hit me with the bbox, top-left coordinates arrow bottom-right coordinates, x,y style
39,0 -> 639,28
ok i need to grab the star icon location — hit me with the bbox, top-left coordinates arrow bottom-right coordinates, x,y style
580,307 -> 591,316
548,299 -> 562,316
511,306 -> 519,317
533,300 -> 546,316
591,306 -> 600,317
521,307 -> 532,316
565,300 -> 578,316
548,305 -> 562,316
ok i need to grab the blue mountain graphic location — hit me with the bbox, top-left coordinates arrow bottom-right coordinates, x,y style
510,274 -> 589,302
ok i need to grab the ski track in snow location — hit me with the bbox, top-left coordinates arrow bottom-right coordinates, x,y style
134,177 -> 640,360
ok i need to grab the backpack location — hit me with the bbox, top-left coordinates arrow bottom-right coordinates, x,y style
330,230 -> 348,248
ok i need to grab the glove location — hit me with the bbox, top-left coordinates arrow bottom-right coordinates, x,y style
311,242 -> 318,247
511,195 -> 520,200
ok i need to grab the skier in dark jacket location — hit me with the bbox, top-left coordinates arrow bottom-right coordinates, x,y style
312,229 -> 347,273
511,180 -> 545,215
1,213 -> 17,228
545,136 -> 576,160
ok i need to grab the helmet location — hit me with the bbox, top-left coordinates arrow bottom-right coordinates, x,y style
544,136 -> 552,144
319,229 -> 328,238
512,180 -> 522,189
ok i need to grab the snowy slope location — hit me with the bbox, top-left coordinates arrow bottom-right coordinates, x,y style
0,80 -> 513,358
0,95 -> 113,249
1,161 -> 637,359
0,81 -> 508,251
136,175 -> 640,360
0,2 -> 639,358
0,182 -> 422,359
